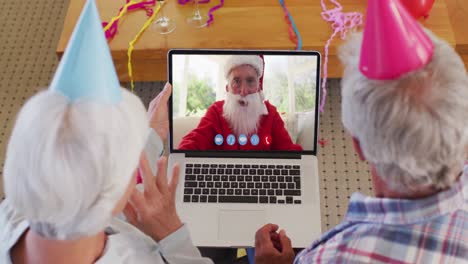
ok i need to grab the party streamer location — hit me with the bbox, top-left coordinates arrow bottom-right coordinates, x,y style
207,0 -> 224,26
128,3 -> 162,91
103,0 -> 156,40
178,0 -> 223,26
320,0 -> 363,112
178,0 -> 210,4
278,0 -> 302,50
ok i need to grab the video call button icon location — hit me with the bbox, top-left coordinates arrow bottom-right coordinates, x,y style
250,134 -> 260,146
227,134 -> 236,146
214,134 -> 224,146
238,134 -> 248,146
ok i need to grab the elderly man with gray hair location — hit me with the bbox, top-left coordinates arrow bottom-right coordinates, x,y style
254,1 -> 468,263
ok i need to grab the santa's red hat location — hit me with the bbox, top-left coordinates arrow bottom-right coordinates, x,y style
224,55 -> 264,80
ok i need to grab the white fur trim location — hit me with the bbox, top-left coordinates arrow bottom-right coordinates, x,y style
224,55 -> 264,79
259,91 -> 265,102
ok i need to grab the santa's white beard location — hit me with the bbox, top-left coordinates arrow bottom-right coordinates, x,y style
223,92 -> 268,136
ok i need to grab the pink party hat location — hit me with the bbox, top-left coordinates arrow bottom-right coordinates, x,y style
359,0 -> 434,80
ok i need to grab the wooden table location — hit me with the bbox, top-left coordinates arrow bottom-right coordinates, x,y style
57,0 -> 455,82
445,0 -> 468,70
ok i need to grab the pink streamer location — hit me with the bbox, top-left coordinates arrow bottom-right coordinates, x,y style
319,0 -> 363,112
207,0 -> 224,26
178,0 -> 210,4
178,0 -> 223,26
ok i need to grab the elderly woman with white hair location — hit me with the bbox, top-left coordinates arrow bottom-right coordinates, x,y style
0,1 -> 213,263
1,85 -> 215,264
254,1 -> 468,263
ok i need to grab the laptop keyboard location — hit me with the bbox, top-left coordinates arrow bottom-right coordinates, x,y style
183,163 -> 302,204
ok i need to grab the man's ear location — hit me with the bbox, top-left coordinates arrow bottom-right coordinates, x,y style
225,85 -> 228,92
352,137 -> 366,161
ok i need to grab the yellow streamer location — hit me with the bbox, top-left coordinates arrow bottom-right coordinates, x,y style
127,2 -> 162,92
103,1 -> 137,32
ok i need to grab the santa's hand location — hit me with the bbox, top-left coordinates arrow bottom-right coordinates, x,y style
255,224 -> 295,264
148,82 -> 171,141
123,154 -> 182,241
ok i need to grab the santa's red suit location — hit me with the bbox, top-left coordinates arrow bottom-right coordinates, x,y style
178,100 -> 303,151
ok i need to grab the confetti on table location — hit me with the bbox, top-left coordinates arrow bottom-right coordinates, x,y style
318,138 -> 329,147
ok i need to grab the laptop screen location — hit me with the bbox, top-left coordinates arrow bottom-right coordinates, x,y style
168,50 -> 320,155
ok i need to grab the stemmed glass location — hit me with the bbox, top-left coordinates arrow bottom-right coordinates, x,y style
186,0 -> 208,28
152,0 -> 176,34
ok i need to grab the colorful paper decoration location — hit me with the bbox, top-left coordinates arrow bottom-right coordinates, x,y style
207,0 -> 224,26
177,0 -> 223,26
320,0 -> 363,112
103,0 -> 156,40
127,2 -> 162,91
279,0 -> 302,50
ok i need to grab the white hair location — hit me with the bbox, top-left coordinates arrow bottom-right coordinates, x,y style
4,88 -> 148,240
339,30 -> 468,193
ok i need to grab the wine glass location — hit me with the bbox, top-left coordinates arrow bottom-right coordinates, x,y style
152,0 -> 176,34
186,0 -> 208,28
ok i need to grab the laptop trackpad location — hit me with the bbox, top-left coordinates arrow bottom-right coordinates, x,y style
218,210 -> 266,242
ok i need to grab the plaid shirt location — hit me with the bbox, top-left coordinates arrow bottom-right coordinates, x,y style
295,167 -> 468,264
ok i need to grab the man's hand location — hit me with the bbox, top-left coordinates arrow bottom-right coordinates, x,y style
148,82 -> 172,141
255,224 -> 295,264
123,155 -> 182,241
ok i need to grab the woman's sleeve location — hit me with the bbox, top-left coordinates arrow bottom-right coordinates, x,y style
158,224 -> 214,264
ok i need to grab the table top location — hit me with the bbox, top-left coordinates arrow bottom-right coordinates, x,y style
445,0 -> 468,54
57,0 -> 455,81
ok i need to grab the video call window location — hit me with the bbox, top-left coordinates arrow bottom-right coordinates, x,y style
171,53 -> 318,152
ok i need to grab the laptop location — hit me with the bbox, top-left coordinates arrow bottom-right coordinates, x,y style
167,49 -> 321,248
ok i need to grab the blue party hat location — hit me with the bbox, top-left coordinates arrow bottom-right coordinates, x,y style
49,0 -> 121,103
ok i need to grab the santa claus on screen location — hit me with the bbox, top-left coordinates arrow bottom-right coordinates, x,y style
178,55 -> 303,151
